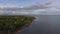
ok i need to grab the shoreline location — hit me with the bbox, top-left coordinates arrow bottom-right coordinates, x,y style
0,16 -> 35,34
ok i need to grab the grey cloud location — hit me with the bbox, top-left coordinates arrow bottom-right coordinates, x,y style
0,0 -> 53,12
23,4 -> 48,10
0,0 -> 53,11
0,4 -> 50,11
21,0 -> 53,10
0,0 -> 54,15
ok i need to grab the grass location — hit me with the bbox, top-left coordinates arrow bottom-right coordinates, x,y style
0,16 -> 35,34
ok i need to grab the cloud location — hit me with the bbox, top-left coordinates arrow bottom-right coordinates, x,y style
0,0 -> 53,10
45,0 -> 53,5
30,7 -> 60,15
21,0 -> 53,10
0,0 -> 60,15
8,7 -> 60,15
11,11 -> 30,15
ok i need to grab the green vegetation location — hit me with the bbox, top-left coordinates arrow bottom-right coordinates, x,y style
0,16 -> 35,34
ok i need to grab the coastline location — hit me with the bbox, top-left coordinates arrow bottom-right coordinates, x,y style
0,16 -> 35,34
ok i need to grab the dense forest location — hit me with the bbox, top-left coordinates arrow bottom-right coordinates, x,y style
0,16 -> 35,34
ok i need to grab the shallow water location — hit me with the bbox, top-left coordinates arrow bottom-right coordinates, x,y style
17,15 -> 60,34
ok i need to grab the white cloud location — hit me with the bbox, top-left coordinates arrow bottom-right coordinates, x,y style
11,11 -> 31,15
0,4 -> 23,9
30,7 -> 60,15
0,0 -> 60,15
0,7 -> 60,15
0,10 -> 6,14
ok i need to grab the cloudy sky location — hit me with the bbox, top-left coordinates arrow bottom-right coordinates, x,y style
0,0 -> 60,15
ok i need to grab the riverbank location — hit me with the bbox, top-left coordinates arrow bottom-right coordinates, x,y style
0,16 -> 35,34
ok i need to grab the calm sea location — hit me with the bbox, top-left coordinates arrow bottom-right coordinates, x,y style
18,15 -> 60,34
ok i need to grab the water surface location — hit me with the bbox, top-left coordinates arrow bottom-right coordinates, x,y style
18,15 -> 60,34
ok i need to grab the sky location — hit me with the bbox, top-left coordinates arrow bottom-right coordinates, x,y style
0,0 -> 60,15
0,0 -> 47,6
